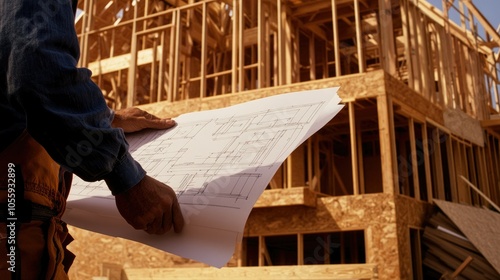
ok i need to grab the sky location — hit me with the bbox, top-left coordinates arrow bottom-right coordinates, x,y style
427,0 -> 500,41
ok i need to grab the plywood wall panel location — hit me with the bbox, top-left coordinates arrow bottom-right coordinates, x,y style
245,193 -> 400,280
253,187 -> 317,208
67,226 -> 205,280
385,73 -> 444,125
394,195 -> 435,279
443,108 -> 484,146
246,194 -> 395,235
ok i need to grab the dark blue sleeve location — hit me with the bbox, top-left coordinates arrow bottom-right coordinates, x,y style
3,0 -> 144,195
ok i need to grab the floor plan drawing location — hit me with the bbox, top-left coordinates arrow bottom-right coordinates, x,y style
64,87 -> 343,267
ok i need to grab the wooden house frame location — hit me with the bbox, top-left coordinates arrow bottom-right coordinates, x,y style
69,0 -> 500,279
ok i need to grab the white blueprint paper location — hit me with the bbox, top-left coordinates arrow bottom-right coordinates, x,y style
63,87 -> 343,267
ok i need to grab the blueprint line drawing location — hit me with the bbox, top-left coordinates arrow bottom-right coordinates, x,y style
64,87 -> 343,268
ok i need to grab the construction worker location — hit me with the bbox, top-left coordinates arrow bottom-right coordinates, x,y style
0,0 -> 184,279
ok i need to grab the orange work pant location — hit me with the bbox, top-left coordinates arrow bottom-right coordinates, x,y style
0,131 -> 74,279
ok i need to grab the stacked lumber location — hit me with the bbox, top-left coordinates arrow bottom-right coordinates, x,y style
422,201 -> 500,279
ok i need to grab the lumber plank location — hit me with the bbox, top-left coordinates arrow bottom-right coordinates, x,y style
123,264 -> 378,280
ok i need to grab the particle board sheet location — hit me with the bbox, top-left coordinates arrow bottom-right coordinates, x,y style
245,194 -> 396,235
395,195 -> 434,226
443,108 -> 484,146
67,226 -> 205,280
245,193 -> 400,280
385,73 -> 444,124
253,187 -> 317,208
394,195 -> 434,279
422,199 -> 500,279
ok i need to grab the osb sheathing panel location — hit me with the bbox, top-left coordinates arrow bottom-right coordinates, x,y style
67,194 -> 394,279
385,74 -> 444,125
66,226 -> 209,279
245,193 -> 399,280
253,187 -> 317,208
394,195 -> 435,280
138,70 -> 386,118
444,108 -> 484,146
69,70 -> 389,278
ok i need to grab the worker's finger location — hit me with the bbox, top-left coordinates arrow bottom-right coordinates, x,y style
145,214 -> 167,235
172,197 -> 184,233
129,214 -> 153,231
159,209 -> 173,235
138,118 -> 176,130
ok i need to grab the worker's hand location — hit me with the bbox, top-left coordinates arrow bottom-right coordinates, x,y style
115,175 -> 184,235
112,107 -> 176,133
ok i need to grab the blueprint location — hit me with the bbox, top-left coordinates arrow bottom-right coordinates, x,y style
63,87 -> 343,267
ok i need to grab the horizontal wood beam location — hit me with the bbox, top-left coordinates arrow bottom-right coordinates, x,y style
292,0 -> 366,17
88,46 -> 163,75
123,264 -> 378,280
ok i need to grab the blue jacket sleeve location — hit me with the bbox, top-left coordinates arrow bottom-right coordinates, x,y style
5,0 -> 144,195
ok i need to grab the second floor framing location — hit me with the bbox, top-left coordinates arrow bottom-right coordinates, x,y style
75,0 -> 500,122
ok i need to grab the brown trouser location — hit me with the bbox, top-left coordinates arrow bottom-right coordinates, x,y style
0,131 -> 74,279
